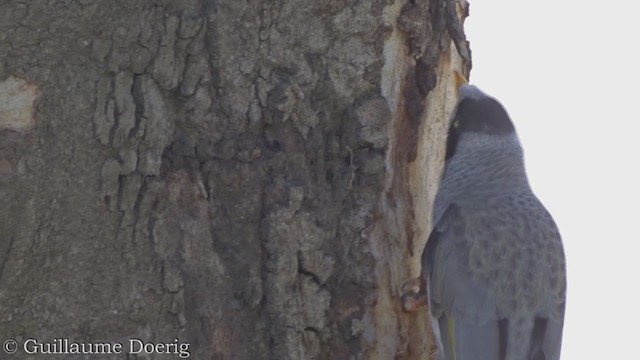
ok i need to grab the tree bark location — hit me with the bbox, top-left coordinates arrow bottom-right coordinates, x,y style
0,0 -> 470,359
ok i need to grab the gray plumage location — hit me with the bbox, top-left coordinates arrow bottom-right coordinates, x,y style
423,84 -> 566,360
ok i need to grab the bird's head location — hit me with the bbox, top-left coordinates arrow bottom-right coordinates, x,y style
446,77 -> 518,161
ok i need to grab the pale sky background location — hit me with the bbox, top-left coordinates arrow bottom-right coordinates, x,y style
465,1 -> 640,358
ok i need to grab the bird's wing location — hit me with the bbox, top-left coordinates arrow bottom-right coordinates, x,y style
423,201 -> 565,360
423,203 -> 502,360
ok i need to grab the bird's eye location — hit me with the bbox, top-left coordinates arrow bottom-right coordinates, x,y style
452,119 -> 460,129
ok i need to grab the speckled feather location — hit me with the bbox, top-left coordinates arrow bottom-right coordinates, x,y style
424,85 -> 566,360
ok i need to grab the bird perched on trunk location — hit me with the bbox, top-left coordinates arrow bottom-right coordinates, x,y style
402,75 -> 566,360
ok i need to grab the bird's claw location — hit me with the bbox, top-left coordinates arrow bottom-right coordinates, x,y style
401,277 -> 422,295
401,277 -> 428,312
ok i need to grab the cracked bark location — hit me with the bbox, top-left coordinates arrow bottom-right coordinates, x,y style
0,0 -> 470,359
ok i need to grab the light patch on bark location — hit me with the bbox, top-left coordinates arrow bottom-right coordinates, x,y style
0,76 -> 40,132
409,47 -> 467,279
371,0 -> 470,358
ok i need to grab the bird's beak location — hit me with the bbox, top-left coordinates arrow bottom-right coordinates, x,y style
454,71 -> 468,92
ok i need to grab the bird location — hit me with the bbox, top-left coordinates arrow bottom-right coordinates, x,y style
402,75 -> 566,360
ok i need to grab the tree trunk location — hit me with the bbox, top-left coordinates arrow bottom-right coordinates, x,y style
0,0 -> 470,359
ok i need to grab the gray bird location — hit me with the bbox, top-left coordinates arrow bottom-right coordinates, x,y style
403,82 -> 566,360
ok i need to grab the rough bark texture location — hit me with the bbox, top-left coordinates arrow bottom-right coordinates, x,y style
0,0 -> 470,359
